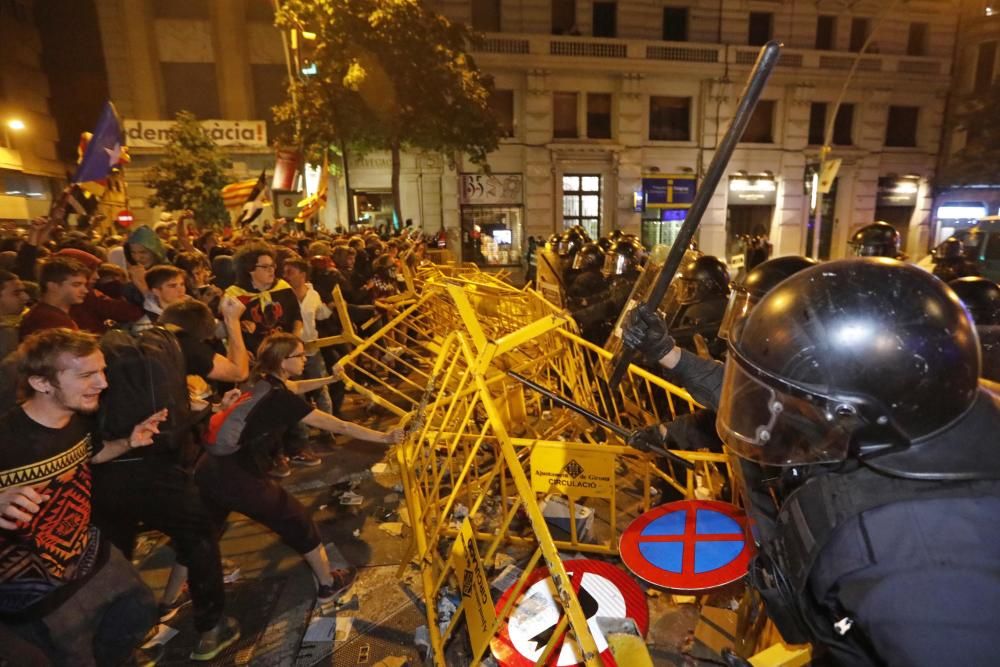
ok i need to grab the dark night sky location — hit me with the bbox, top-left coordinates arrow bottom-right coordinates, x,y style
35,0 -> 110,164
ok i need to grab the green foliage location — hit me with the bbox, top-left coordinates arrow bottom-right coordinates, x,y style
938,84 -> 1000,187
274,0 -> 502,227
145,111 -> 233,227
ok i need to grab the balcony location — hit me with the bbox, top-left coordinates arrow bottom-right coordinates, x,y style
472,34 -> 951,77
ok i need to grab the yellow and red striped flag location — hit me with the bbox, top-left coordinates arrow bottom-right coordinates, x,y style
221,177 -> 259,210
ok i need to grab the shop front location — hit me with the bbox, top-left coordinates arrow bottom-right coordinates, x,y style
726,173 -> 776,262
637,173 -> 696,249
459,173 -> 524,267
874,175 -> 920,250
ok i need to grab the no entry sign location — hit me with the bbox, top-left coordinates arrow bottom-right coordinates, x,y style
490,559 -> 648,667
620,499 -> 753,591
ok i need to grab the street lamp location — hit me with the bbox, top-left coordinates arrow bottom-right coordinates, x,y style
811,0 -> 907,259
3,117 -> 25,148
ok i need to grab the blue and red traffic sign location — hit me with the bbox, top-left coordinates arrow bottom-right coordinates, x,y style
619,499 -> 754,591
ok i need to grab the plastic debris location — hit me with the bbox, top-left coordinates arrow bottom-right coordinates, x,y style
378,522 -> 404,537
340,491 -> 364,506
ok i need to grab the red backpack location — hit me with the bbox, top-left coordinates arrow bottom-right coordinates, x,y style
203,378 -> 274,455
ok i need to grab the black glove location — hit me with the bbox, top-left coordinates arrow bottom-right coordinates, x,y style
621,303 -> 675,366
627,423 -> 668,453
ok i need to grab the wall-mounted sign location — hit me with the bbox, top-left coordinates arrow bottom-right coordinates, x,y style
877,177 -> 919,207
641,175 -> 697,209
460,174 -> 524,206
728,176 -> 776,206
124,120 -> 267,148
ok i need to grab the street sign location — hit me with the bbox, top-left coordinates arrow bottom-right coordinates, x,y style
619,500 -> 753,591
490,559 -> 648,667
530,443 -> 615,498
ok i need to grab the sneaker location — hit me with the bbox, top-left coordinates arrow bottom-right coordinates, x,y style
268,456 -> 291,478
157,587 -> 191,622
290,451 -> 322,467
316,566 -> 357,603
190,616 -> 241,662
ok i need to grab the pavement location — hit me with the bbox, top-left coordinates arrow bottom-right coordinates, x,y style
133,392 -> 743,666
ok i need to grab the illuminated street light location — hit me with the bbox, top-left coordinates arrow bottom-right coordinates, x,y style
7,118 -> 26,131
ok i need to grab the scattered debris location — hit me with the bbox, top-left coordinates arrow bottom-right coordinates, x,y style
340,491 -> 364,506
490,563 -> 523,592
453,504 -> 469,521
370,462 -> 390,474
303,615 -> 354,643
352,529 -> 361,538
493,552 -> 515,572
540,495 -> 594,539
378,522 -> 404,537
413,625 -> 431,656
141,624 -> 178,648
383,492 -> 400,505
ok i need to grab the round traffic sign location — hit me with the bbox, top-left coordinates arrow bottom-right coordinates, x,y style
619,499 -> 753,591
490,559 -> 647,667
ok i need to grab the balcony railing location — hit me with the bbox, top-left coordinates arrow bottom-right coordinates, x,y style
471,33 -> 951,76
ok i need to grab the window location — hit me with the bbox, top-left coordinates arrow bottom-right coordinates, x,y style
552,0 -> 576,35
849,17 -> 870,52
592,1 -> 616,38
251,64 -> 287,139
662,7 -> 688,42
748,12 -> 773,46
587,93 -> 612,139
161,63 -> 221,118
975,41 -> 997,92
808,103 -> 826,145
885,106 -> 919,147
471,0 -> 501,32
563,175 -> 602,239
741,100 -> 775,143
833,104 -> 854,146
907,22 -> 928,56
152,0 -> 208,19
816,15 -> 836,50
489,89 -> 515,138
649,96 -> 691,141
553,92 -> 579,139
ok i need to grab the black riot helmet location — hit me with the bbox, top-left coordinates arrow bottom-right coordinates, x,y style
596,237 -> 613,253
949,276 -> 1000,326
848,221 -> 901,258
545,233 -> 561,251
934,237 -> 965,261
675,255 -> 730,305
718,255 -> 818,341
718,259 -> 982,476
572,241 -> 605,272
556,229 -> 586,258
602,238 -> 646,277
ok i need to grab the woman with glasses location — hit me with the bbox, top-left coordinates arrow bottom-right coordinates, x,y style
193,332 -> 404,604
225,242 -> 303,354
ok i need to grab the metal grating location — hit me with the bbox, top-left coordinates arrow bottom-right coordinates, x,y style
475,37 -> 530,55
646,45 -> 719,62
551,40 -> 627,58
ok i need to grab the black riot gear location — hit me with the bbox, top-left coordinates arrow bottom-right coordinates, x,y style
718,259 -> 981,475
602,238 -> 645,277
848,221 -> 901,258
935,237 -> 965,261
556,228 -> 586,258
719,255 -> 818,341
545,233 -> 561,251
675,255 -> 730,305
571,241 -> 605,273
949,277 -> 1000,326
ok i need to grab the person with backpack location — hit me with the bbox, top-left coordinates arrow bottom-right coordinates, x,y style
194,332 -> 404,603
88,318 -> 240,662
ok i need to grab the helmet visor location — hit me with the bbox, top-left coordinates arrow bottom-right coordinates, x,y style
717,356 -> 853,466
675,277 -> 701,304
571,252 -> 589,271
718,289 -> 754,341
603,252 -> 627,277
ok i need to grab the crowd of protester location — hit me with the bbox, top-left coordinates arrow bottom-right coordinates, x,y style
0,212 -> 421,665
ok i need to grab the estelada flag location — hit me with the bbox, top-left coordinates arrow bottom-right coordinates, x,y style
222,177 -> 259,210
295,158 -> 328,223
236,171 -> 270,226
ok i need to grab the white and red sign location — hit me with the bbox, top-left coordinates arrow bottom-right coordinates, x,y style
490,559 -> 648,667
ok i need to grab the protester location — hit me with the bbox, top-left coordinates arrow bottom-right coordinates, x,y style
0,269 -> 30,360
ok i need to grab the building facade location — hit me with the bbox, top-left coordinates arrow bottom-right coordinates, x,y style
92,0 -> 957,265
935,0 -> 1000,246
0,0 -> 65,223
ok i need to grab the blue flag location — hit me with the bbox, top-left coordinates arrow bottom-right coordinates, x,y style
73,101 -> 124,183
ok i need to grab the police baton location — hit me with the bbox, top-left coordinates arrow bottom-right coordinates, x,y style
607,40 -> 782,390
506,371 -> 695,470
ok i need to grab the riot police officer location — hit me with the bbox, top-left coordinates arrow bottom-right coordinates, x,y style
715,260 -> 1000,665
933,238 -> 981,282
950,276 -> 1000,383
670,255 -> 731,358
847,221 -> 903,258
566,242 -> 611,343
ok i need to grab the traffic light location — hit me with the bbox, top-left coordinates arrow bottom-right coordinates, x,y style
290,29 -> 318,78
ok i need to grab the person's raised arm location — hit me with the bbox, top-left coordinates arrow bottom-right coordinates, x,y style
207,295 -> 249,383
